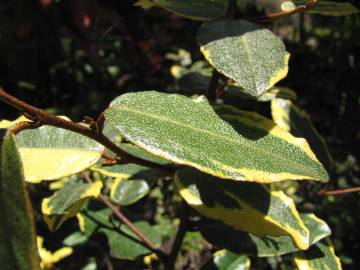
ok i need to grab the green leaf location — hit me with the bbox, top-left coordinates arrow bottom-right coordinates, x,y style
92,163 -> 167,180
200,213 -> 331,257
110,179 -> 150,205
293,239 -> 342,270
135,0 -> 228,21
80,202 -> 162,260
119,143 -> 171,166
198,19 -> 289,97
271,98 -> 333,173
202,250 -> 250,270
14,121 -> 104,183
105,92 -> 328,183
0,133 -> 41,270
42,178 -> 103,231
295,1 -> 359,16
175,168 -> 310,250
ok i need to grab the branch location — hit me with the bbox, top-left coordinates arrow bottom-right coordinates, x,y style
0,86 -> 174,172
319,186 -> 360,196
248,0 -> 319,23
82,173 -> 166,259
165,202 -> 189,270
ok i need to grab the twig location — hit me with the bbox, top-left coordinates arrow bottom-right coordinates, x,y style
248,0 -> 319,23
206,70 -> 221,102
82,172 -> 166,258
0,86 -> 174,173
165,202 -> 189,270
319,187 -> 360,196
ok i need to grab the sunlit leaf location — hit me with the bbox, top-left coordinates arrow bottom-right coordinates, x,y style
1,116 -> 104,183
105,92 -> 328,183
200,213 -> 331,257
293,239 -> 342,270
175,168 -> 310,250
198,20 -> 289,97
271,98 -> 333,173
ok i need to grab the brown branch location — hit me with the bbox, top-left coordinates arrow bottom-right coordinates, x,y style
164,202 -> 189,270
248,0 -> 319,23
82,172 -> 166,258
0,86 -> 174,173
319,187 -> 360,196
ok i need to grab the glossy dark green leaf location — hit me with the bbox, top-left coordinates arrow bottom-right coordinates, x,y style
0,134 -> 41,270
5,117 -> 104,183
80,202 -> 162,260
293,239 -> 342,270
105,91 -> 328,183
135,0 -> 228,21
198,20 -> 289,97
202,250 -> 250,270
42,178 -> 103,231
175,168 -> 310,250
200,213 -> 331,257
110,179 -> 150,205
271,98 -> 333,173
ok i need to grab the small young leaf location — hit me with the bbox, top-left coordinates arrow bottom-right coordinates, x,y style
175,168 -> 310,250
105,92 -> 328,183
198,20 -> 289,97
202,250 -> 250,270
42,178 -> 103,231
0,134 -> 41,270
293,239 -> 342,270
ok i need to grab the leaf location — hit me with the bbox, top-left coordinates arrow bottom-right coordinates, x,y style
271,98 -> 333,173
0,133 -> 41,270
110,179 -> 150,205
202,250 -> 250,270
105,91 -> 328,183
198,19 -> 289,97
119,143 -> 171,166
42,178 -> 103,231
80,202 -> 162,260
293,239 -> 342,270
92,163 -> 167,180
135,0 -> 228,21
295,1 -> 359,16
37,236 -> 73,270
175,168 -> 310,250
200,213 -> 331,257
13,119 -> 104,183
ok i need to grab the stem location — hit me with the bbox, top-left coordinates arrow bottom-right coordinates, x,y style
82,173 -> 165,258
319,187 -> 360,196
206,70 -> 220,102
0,86 -> 173,172
165,202 -> 189,270
248,0 -> 319,23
